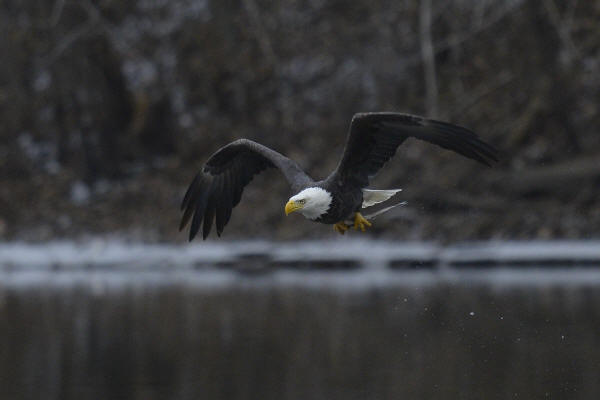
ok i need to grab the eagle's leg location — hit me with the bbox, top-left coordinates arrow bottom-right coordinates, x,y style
353,212 -> 372,232
333,222 -> 349,235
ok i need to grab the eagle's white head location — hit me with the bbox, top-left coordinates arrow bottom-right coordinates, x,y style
285,187 -> 332,220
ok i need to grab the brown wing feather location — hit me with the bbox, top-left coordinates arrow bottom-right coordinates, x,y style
180,139 -> 312,240
330,112 -> 498,188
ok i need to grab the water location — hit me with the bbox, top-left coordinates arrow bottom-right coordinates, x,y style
1,240 -> 600,399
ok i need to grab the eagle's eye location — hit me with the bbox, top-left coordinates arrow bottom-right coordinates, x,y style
297,199 -> 306,204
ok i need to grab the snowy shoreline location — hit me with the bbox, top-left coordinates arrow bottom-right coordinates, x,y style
1,239 -> 599,270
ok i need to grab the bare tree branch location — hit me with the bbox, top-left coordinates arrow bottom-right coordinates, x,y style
241,0 -> 279,68
419,0 -> 438,117
43,18 -> 99,67
490,155 -> 600,194
449,71 -> 515,118
50,0 -> 66,27
543,0 -> 580,65
42,0 -> 139,67
397,0 -> 525,71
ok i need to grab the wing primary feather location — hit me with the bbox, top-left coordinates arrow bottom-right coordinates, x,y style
202,205 -> 215,240
222,169 -> 234,228
180,173 -> 208,232
379,119 -> 498,166
435,133 -> 496,166
231,158 -> 246,207
202,178 -> 221,240
215,172 -> 231,236
423,120 -> 499,163
179,205 -> 194,232
188,179 -> 211,241
180,173 -> 201,211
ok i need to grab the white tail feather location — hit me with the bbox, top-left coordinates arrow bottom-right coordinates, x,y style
361,189 -> 402,208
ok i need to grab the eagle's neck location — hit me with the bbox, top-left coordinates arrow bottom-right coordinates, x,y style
298,187 -> 332,220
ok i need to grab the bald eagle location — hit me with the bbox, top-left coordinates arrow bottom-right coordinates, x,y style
180,112 -> 497,240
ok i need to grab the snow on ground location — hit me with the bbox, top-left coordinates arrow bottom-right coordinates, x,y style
1,239 -> 600,290
1,238 -> 600,269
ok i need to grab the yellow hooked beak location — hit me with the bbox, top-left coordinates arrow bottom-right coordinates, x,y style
285,200 -> 303,216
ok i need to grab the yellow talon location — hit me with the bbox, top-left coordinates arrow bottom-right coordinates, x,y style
333,222 -> 349,235
353,212 -> 372,232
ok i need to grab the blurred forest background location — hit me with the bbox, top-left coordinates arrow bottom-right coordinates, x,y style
1,0 -> 599,242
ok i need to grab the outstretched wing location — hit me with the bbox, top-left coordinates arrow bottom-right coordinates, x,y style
329,112 -> 498,188
180,139 -> 312,240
